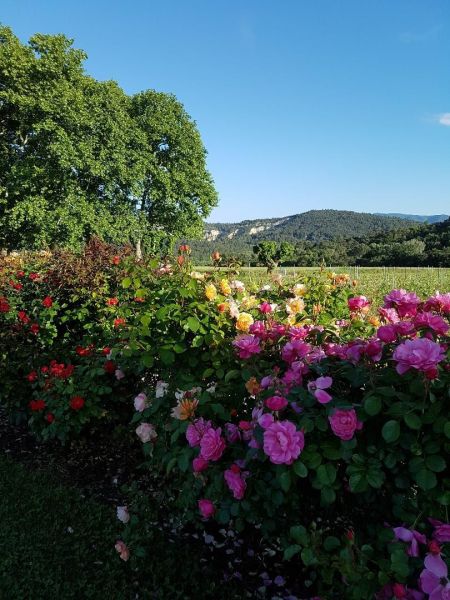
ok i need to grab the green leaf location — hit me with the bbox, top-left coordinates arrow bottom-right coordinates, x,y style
290,525 -> 308,545
321,486 -> 336,504
279,471 -> 291,492
444,422 -> 450,439
364,396 -> 382,416
301,548 -> 317,566
224,370 -> 240,383
186,316 -> 200,332
159,349 -> 175,365
284,544 -> 301,560
404,413 -> 422,430
382,420 -> 400,443
425,454 -> 446,473
121,277 -> 132,289
323,536 -> 340,552
317,464 -> 337,486
414,468 -> 437,490
141,352 -> 154,368
293,461 -> 308,478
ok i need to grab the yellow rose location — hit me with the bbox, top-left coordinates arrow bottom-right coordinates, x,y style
286,314 -> 297,326
292,283 -> 307,296
236,312 -> 254,332
219,279 -> 232,296
241,295 -> 258,309
368,316 -> 380,327
205,283 -> 217,301
286,297 -> 305,315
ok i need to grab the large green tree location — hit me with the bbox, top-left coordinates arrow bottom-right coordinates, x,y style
0,26 -> 217,251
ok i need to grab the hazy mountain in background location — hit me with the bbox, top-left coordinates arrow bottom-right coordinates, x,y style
201,210 -> 415,244
375,213 -> 449,224
189,210 -> 419,263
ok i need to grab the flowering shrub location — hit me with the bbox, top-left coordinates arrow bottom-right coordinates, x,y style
123,286 -> 450,598
3,243 -> 450,597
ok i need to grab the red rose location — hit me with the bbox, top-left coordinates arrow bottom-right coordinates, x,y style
30,323 -> 40,335
113,318 -> 126,328
18,311 -> 31,324
107,297 -> 119,306
16,271 -> 25,278
70,396 -> 85,410
26,370 -> 38,382
112,256 -> 120,265
133,297 -> 145,303
102,347 -> 111,356
11,281 -> 23,291
29,272 -> 40,281
45,413 -> 55,423
29,399 -> 46,411
76,345 -> 93,357
104,360 -> 116,374
0,297 -> 10,313
42,296 -> 53,308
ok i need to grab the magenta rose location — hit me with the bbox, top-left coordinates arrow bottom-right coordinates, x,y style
263,420 -> 305,465
348,295 -> 370,312
384,289 -> 420,318
224,466 -> 247,500
281,340 -> 311,364
329,408 -> 361,441
186,418 -> 212,447
198,499 -> 215,519
200,426 -> 226,461
429,519 -> 450,543
265,395 -> 288,411
192,457 -> 209,472
232,334 -> 261,359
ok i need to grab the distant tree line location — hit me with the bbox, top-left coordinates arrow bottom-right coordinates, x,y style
189,218 -> 450,267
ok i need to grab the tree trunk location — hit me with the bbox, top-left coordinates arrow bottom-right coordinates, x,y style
136,239 -> 143,261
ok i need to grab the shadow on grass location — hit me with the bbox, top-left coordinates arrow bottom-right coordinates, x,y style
0,456 -> 242,600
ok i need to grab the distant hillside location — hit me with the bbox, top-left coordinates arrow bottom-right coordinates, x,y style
189,210 -> 416,263
376,213 -> 449,224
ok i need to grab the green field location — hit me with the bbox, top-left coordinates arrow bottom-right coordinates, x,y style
197,266 -> 450,304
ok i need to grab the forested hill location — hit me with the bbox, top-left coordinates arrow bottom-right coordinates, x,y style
188,210 -> 417,264
375,213 -> 448,224
188,211 -> 450,266
202,210 -> 413,244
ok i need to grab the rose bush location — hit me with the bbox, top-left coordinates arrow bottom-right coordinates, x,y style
3,243 -> 450,597
123,284 -> 450,599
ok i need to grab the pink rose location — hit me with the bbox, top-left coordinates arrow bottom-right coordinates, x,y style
186,418 -> 211,447
263,420 -> 305,465
384,289 -> 420,318
192,457 -> 209,472
429,519 -> 450,543
259,301 -> 273,314
135,422 -> 157,443
198,499 -> 215,519
377,325 -> 397,343
232,334 -> 261,359
265,395 -> 288,411
281,340 -> 311,364
393,338 -> 445,377
133,392 -> 148,412
224,466 -> 247,499
115,540 -> 130,561
200,427 -> 226,461
348,295 -> 370,312
329,408 -> 361,441
414,312 -> 449,336
424,292 -> 450,314
307,376 -> 333,404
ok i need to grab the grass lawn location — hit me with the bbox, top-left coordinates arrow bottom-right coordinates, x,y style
0,456 -> 241,600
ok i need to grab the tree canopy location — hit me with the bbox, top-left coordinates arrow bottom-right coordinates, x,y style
0,26 -> 217,251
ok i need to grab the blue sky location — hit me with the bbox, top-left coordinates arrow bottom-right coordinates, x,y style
2,0 -> 450,222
